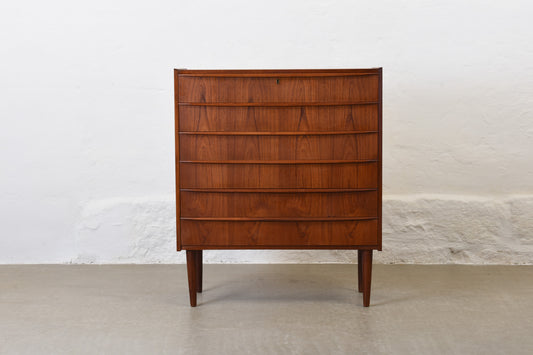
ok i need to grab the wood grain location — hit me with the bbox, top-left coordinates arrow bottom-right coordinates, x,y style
179,75 -> 379,103
361,249 -> 373,307
181,191 -> 378,218
180,134 -> 378,161
177,68 -> 380,75
377,68 -> 383,250
181,220 -> 378,247
186,250 -> 197,306
179,105 -> 378,132
180,162 -> 378,189
179,102 -> 378,107
180,188 -> 377,193
175,68 -> 382,306
174,69 -> 181,251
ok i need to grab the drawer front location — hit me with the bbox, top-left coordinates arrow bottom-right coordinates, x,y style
180,162 -> 378,189
179,105 -> 378,132
180,134 -> 378,161
175,69 -> 382,251
181,220 -> 378,247
179,75 -> 379,103
181,191 -> 378,218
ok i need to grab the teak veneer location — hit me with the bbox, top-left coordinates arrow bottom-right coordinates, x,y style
174,68 -> 382,307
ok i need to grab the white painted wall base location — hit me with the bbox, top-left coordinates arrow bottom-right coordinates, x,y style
50,195 -> 529,264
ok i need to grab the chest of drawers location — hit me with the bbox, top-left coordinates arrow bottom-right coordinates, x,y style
174,68 -> 382,307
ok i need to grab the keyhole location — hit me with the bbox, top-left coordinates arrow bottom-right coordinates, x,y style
276,79 -> 280,84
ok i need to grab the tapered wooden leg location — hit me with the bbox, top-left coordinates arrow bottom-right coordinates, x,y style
357,250 -> 363,293
361,250 -> 373,307
195,250 -> 203,293
186,250 -> 197,307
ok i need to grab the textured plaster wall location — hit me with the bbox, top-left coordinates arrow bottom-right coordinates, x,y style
1,0 -> 532,264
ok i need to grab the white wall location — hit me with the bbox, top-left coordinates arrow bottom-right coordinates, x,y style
1,0 -> 532,264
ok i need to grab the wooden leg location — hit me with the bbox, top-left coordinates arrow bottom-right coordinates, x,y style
196,250 -> 203,293
186,250 -> 197,307
357,250 -> 363,293
361,250 -> 373,307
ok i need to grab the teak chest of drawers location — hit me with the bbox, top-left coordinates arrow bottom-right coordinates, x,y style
174,68 -> 382,307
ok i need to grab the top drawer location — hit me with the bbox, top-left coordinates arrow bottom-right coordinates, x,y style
178,74 -> 379,104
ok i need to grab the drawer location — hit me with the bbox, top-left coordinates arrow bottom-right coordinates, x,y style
178,104 -> 378,132
179,162 -> 378,189
178,75 -> 379,103
180,133 -> 378,161
181,219 -> 379,247
181,191 -> 378,218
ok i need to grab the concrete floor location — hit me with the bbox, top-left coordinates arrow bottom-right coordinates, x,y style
0,265 -> 532,355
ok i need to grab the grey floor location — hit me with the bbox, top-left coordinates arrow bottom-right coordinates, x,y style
1,265 -> 532,355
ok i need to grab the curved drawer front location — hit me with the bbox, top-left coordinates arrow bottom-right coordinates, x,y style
180,162 -> 378,189
179,105 -> 378,132
181,220 -> 378,247
180,134 -> 378,161
179,75 -> 379,103
181,190 -> 378,218
175,69 -> 382,250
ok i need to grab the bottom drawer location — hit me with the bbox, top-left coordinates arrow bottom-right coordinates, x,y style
181,219 -> 378,248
